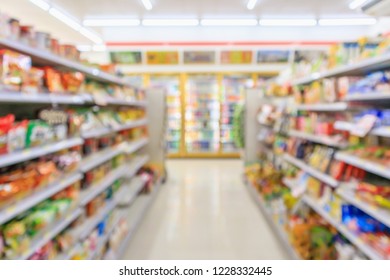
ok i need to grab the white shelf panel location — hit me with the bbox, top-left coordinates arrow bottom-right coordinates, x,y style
244,179 -> 300,260
117,177 -> 147,207
81,127 -> 113,139
0,92 -> 85,104
337,187 -> 390,229
295,102 -> 348,112
344,92 -> 390,103
113,119 -> 148,132
0,172 -> 82,225
302,195 -> 382,260
125,138 -> 148,154
79,200 -> 117,241
15,208 -> 83,260
116,179 -> 163,259
0,138 -> 83,168
79,165 -> 128,206
81,119 -> 148,139
0,38 -> 133,87
292,52 -> 390,86
104,96 -> 147,107
335,121 -> 390,138
288,130 -> 348,148
80,146 -> 123,173
283,154 -> 339,187
335,152 -> 390,180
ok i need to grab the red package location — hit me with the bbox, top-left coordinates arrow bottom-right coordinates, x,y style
0,114 -> 15,154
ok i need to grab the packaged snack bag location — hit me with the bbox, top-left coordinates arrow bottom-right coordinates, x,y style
25,120 -> 54,148
0,50 -> 31,91
43,67 -> 64,93
8,120 -> 28,153
61,72 -> 84,93
0,114 -> 15,154
22,67 -> 44,94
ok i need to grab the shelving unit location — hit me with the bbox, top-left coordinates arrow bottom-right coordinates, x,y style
0,38 -> 132,87
245,180 -> 300,260
292,52 -> 390,86
115,179 -> 163,260
295,102 -> 348,112
0,138 -> 83,168
335,152 -> 390,180
283,154 -> 339,187
302,195 -> 382,260
16,208 -> 83,260
337,187 -> 390,228
287,130 -> 347,148
0,172 -> 82,225
0,32 -> 166,260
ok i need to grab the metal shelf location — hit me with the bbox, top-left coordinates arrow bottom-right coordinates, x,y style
335,152 -> 390,180
113,119 -> 148,132
79,200 -> 117,241
15,208 -> 83,260
283,154 -> 339,188
80,145 -> 124,173
337,187 -> 390,228
81,127 -> 112,139
295,102 -> 348,112
302,195 -> 382,260
244,180 -> 300,260
117,177 -> 147,207
81,119 -> 148,139
0,172 -> 82,225
79,165 -> 128,206
88,214 -> 122,260
0,92 -> 85,104
0,38 -> 133,87
0,138 -> 83,168
334,121 -> 390,138
344,92 -> 390,103
288,130 -> 348,149
116,179 -> 163,259
292,52 -> 390,86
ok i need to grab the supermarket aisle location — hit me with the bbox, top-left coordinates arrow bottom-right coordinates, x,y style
124,159 -> 288,260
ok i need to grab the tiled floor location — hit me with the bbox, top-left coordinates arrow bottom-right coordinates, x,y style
124,159 -> 288,260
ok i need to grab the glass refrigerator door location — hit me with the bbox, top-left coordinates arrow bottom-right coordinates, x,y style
150,75 -> 182,154
185,74 -> 220,154
221,74 -> 252,153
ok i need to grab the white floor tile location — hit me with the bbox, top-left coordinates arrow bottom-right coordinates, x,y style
123,159 -> 289,260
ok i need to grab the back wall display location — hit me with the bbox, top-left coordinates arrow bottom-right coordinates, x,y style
257,50 -> 291,63
110,51 -> 142,64
221,50 -> 252,64
146,51 -> 179,65
183,51 -> 216,64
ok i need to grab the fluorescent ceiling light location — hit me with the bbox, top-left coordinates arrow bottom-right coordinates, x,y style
259,19 -> 317,26
29,0 -> 50,11
349,0 -> 370,9
141,0 -> 153,10
318,18 -> 377,26
201,19 -> 258,26
247,0 -> 258,10
79,27 -> 104,44
49,7 -> 82,31
142,19 -> 199,26
83,18 -> 140,26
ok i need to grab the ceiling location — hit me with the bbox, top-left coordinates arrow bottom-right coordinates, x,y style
55,0 -> 358,18
0,0 -> 378,45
